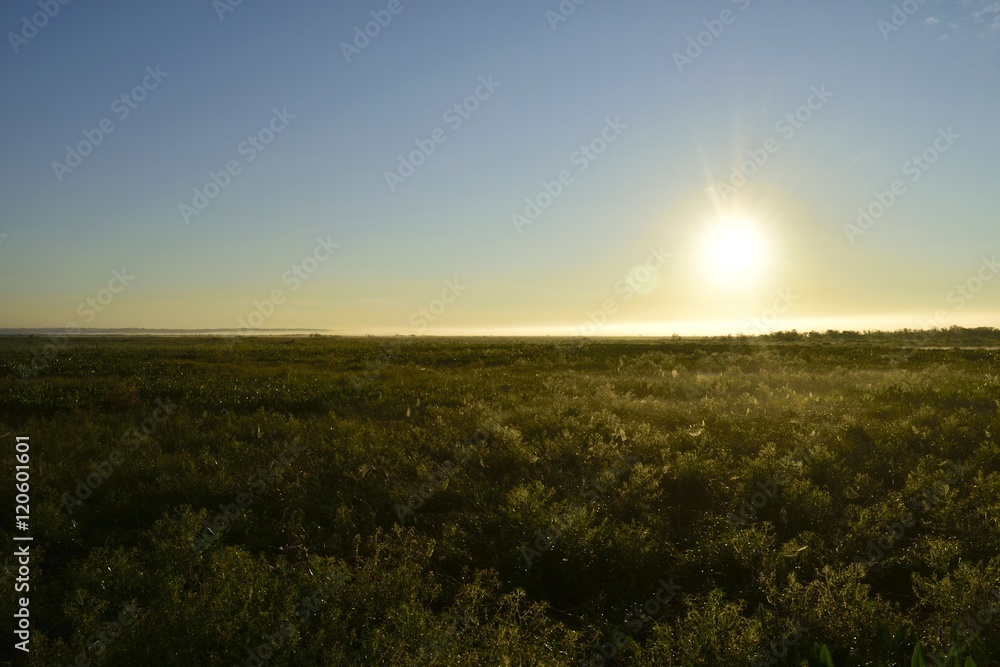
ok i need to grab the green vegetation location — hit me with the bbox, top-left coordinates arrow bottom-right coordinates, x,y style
2,332 -> 999,665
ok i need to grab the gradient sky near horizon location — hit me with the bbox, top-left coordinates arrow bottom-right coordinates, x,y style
2,0 -> 999,335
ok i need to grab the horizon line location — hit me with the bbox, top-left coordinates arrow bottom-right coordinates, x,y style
2,325 -> 999,339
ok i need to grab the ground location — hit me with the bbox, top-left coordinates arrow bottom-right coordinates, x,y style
1,333 -> 998,665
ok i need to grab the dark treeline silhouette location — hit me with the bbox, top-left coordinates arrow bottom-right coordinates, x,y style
750,326 -> 1000,346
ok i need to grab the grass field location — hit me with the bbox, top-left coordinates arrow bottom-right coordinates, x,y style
2,333 -> 999,666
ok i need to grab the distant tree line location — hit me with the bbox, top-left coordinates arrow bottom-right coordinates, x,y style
741,325 -> 1000,345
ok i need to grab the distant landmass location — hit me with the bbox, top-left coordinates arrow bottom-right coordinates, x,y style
1,326 -> 1000,344
0,328 -> 328,335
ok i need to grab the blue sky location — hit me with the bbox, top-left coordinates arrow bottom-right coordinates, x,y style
2,0 -> 999,334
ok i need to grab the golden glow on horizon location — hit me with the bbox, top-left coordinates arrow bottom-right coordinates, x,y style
699,216 -> 769,288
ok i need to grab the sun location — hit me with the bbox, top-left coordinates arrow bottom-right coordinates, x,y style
699,216 -> 769,287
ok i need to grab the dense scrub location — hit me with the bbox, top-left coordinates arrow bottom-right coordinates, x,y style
1,334 -> 998,665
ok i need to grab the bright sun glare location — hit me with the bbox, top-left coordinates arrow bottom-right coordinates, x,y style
699,216 -> 769,287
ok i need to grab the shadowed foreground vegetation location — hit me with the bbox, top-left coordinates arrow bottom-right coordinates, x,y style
1,333 -> 999,665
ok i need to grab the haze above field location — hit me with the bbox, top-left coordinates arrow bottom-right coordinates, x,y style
2,1 -> 999,335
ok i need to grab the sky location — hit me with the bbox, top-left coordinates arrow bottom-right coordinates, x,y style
1,0 -> 999,336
